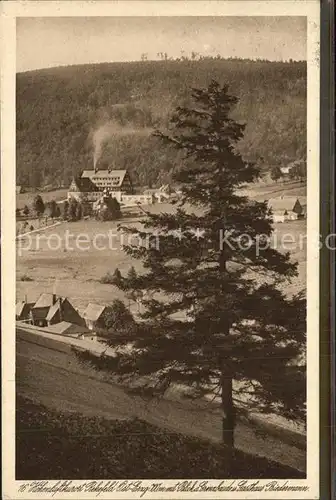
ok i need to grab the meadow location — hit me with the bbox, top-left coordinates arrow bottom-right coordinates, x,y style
16,188 -> 68,210
16,182 -> 307,313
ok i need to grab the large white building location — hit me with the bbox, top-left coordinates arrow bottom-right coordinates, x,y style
68,168 -> 133,203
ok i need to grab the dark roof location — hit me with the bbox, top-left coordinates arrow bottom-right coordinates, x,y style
70,176 -> 97,193
45,297 -> 84,325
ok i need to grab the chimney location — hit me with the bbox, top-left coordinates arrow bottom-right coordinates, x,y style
59,298 -> 63,322
24,294 -> 27,304
52,280 -> 57,304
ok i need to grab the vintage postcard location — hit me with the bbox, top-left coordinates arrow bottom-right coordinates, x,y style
1,1 -> 320,498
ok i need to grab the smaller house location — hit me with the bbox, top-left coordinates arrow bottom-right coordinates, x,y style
16,300 -> 34,321
30,293 -> 84,328
267,196 -> 303,223
68,176 -> 98,202
82,303 -> 108,331
46,297 -> 85,327
280,166 -> 290,176
30,293 -> 57,327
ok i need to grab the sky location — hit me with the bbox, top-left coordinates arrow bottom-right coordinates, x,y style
16,16 -> 307,73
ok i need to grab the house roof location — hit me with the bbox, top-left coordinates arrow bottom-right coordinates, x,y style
45,321 -> 90,335
81,169 -> 127,186
82,303 -> 106,322
69,176 -> 97,193
46,298 -> 63,322
16,301 -> 33,318
33,293 -> 58,309
267,197 -> 301,213
45,297 -> 85,325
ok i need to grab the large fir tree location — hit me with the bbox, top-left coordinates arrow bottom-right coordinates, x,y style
78,81 -> 306,448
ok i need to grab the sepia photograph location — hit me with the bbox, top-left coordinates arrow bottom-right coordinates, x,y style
1,1 -> 321,498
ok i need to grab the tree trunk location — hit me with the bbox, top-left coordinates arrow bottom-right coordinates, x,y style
221,363 -> 235,448
219,208 -> 235,447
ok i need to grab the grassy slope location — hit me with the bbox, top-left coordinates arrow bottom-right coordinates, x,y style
16,394 -> 304,479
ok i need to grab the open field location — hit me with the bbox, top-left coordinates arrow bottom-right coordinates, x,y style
244,181 -> 306,202
16,188 -> 68,210
16,181 -> 307,311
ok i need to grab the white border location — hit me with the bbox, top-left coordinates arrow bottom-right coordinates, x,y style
1,2 -> 320,499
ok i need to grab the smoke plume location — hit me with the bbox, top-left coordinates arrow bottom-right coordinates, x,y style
92,121 -> 152,169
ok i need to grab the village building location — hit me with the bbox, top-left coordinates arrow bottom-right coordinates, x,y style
82,303 -> 109,332
143,184 -> 171,203
15,299 -> 34,321
280,166 -> 290,176
68,169 -> 133,203
82,168 -> 133,192
267,196 -> 303,223
68,168 -> 165,208
29,293 -> 84,328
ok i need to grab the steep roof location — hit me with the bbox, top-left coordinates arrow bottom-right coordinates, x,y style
16,301 -> 33,318
267,197 -> 301,213
45,298 -> 62,322
16,301 -> 26,317
82,303 -> 107,322
81,169 -> 127,186
33,293 -> 58,309
69,176 -> 96,193
46,297 -> 85,325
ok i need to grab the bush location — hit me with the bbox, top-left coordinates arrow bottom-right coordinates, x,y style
20,274 -> 34,282
99,271 -> 115,284
100,268 -> 123,286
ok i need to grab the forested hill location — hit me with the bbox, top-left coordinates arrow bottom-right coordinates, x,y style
16,59 -> 306,189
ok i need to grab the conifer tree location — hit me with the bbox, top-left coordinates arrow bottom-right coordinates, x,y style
62,200 -> 69,220
127,266 -> 138,285
23,205 -> 30,217
75,201 -> 83,221
112,268 -> 123,287
78,81 -> 305,448
33,195 -> 45,217
68,198 -> 78,222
